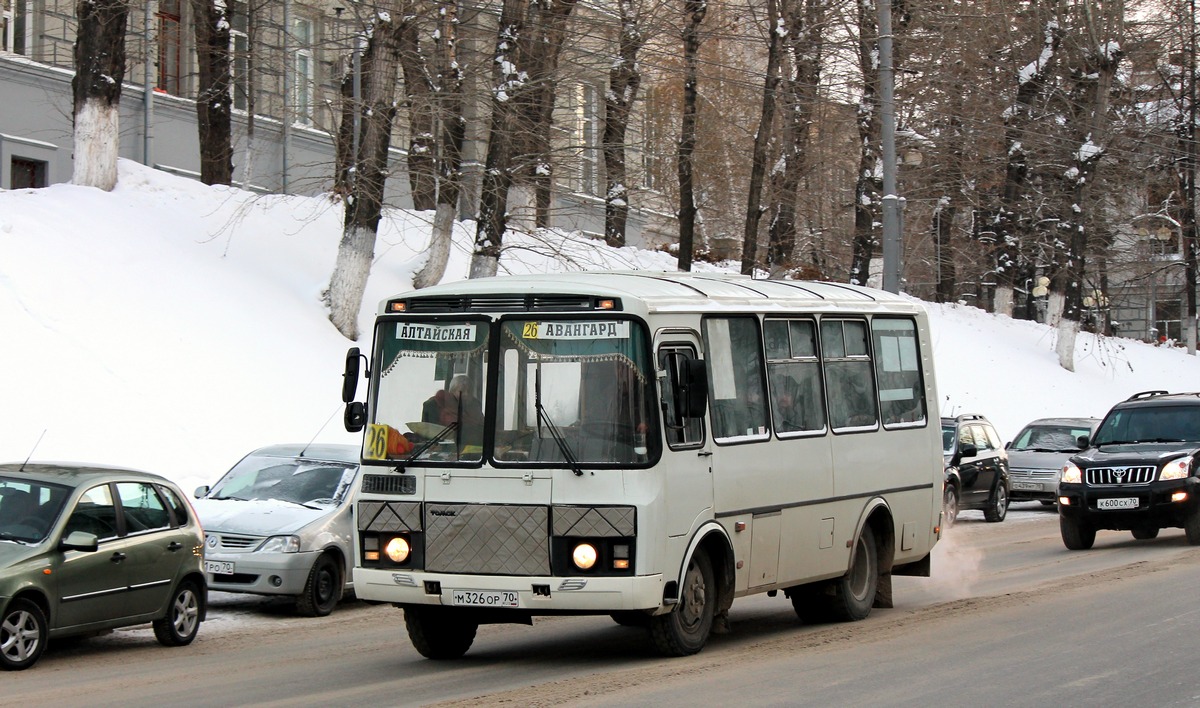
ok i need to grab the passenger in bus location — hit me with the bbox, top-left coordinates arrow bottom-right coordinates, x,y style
772,376 -> 813,433
422,374 -> 484,447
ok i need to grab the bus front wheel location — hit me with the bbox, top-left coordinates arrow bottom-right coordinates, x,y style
404,606 -> 478,660
649,549 -> 715,656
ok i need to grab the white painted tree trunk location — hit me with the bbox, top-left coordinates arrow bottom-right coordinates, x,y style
327,224 -> 376,340
1046,292 -> 1065,328
72,99 -> 120,191
993,286 -> 1014,318
1056,317 -> 1079,372
413,203 -> 455,289
469,252 -> 499,279
507,184 -> 537,235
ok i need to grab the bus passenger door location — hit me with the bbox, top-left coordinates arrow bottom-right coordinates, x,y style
656,335 -> 713,538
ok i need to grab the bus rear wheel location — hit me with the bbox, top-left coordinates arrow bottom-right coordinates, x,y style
649,549 -> 714,656
404,606 -> 478,660
791,529 -> 878,623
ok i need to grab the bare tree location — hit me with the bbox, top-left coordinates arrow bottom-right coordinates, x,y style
398,6 -> 438,211
192,0 -> 234,185
603,0 -> 644,248
848,0 -> 883,285
413,0 -> 466,288
328,7 -> 406,339
72,0 -> 130,191
741,0 -> 782,274
676,0 -> 707,271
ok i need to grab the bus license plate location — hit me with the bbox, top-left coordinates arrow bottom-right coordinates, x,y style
451,590 -> 519,608
1097,497 -> 1138,510
205,560 -> 235,575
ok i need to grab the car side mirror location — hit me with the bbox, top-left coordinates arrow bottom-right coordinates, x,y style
959,444 -> 978,458
1076,435 -> 1090,448
60,531 -> 99,552
1004,441 -> 1012,450
194,485 -> 210,499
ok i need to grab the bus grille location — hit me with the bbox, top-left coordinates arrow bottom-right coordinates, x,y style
425,503 -> 550,576
361,474 -> 416,495
1085,466 -> 1156,486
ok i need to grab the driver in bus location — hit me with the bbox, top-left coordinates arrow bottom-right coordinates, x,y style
422,374 -> 484,448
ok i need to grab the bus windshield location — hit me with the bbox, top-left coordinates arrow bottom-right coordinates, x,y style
493,318 -> 658,466
368,319 -> 490,463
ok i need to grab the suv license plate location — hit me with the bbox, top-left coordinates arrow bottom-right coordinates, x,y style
451,590 -> 519,608
1097,497 -> 1138,510
205,560 -> 235,575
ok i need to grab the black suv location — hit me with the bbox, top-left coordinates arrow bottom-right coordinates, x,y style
1058,390 -> 1200,549
941,414 -> 1010,524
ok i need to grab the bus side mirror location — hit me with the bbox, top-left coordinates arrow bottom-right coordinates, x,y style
344,402 -> 366,433
342,347 -> 362,403
681,358 -> 708,419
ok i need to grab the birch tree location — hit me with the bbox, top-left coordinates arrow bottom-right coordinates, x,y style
72,0 -> 130,191
328,7 -> 405,339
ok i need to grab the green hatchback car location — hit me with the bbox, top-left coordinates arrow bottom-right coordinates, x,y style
0,463 -> 207,670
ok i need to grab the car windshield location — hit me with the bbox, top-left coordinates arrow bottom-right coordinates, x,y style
1093,405 -> 1200,445
208,458 -> 358,506
0,476 -> 72,544
1010,425 -> 1092,452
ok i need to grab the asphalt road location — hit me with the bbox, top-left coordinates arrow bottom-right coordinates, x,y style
7,503 -> 1200,707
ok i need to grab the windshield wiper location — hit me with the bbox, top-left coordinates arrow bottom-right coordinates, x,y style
535,360 -> 583,476
268,498 -> 323,510
401,421 -> 459,464
0,531 -> 29,544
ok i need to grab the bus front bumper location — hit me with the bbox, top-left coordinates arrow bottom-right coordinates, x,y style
353,567 -> 666,612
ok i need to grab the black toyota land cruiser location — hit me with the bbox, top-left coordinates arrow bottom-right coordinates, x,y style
1057,390 -> 1200,550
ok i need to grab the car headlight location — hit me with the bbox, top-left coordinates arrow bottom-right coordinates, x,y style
1160,457 -> 1192,481
1061,463 -> 1082,484
257,535 -> 301,553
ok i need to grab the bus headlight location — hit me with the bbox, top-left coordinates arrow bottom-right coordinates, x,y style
1061,463 -> 1082,484
572,543 -> 598,570
1160,457 -> 1191,481
384,536 -> 411,563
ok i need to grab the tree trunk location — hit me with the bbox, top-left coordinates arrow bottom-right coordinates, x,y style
328,10 -> 404,339
471,0 -> 529,279
741,0 -> 782,274
399,15 -> 437,211
72,0 -> 130,191
191,0 -> 233,185
413,0 -> 466,289
766,0 -> 823,278
849,0 -> 881,285
602,0 -> 643,248
676,0 -> 706,272
994,19 -> 1062,315
933,198 -> 957,302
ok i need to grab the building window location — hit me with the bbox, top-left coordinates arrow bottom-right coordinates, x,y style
157,0 -> 182,94
3,0 -> 29,55
11,157 -> 47,189
579,83 -> 598,195
293,17 -> 314,125
2,0 -> 11,53
230,0 -> 248,111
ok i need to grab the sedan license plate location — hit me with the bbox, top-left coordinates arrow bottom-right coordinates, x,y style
205,560 -> 235,575
451,590 -> 519,608
1097,497 -> 1138,510
1012,482 -> 1040,491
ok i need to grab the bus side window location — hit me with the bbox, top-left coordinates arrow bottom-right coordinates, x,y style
821,318 -> 878,431
764,318 -> 826,435
658,345 -> 704,448
871,317 -> 926,427
703,316 -> 769,442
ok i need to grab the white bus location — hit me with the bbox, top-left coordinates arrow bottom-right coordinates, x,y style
341,271 -> 944,658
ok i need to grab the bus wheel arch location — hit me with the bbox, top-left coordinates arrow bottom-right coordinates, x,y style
650,527 -> 733,656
